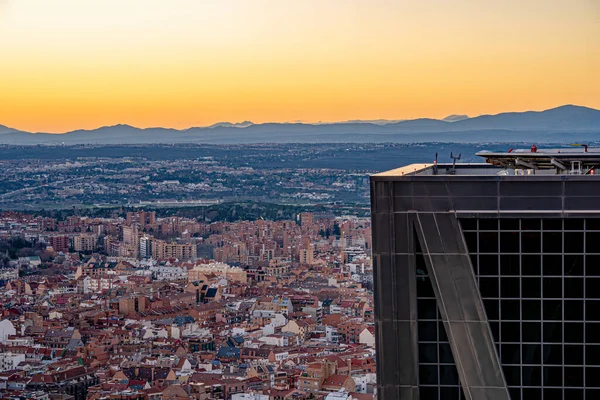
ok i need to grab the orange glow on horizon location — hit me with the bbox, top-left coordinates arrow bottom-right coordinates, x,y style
0,0 -> 598,133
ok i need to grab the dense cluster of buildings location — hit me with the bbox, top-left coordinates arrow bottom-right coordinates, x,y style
0,211 -> 375,400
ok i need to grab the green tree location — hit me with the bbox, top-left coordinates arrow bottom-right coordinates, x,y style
333,223 -> 341,237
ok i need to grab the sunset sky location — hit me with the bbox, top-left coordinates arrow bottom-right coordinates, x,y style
0,0 -> 598,133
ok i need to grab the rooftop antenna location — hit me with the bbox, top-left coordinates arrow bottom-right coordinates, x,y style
449,152 -> 461,175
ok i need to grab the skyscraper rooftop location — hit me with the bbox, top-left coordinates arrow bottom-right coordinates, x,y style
370,146 -> 600,400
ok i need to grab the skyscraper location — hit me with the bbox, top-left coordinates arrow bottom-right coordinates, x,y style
370,148 -> 600,400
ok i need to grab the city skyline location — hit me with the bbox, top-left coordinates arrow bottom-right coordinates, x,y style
1,0 -> 598,133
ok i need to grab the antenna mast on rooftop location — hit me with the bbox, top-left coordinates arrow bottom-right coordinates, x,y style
449,152 -> 461,175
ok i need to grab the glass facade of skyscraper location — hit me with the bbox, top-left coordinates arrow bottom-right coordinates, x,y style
370,155 -> 600,400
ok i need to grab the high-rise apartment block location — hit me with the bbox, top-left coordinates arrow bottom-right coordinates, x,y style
300,212 -> 314,228
151,239 -> 197,261
72,234 -> 98,252
370,148 -> 600,400
139,236 -> 152,259
48,235 -> 70,253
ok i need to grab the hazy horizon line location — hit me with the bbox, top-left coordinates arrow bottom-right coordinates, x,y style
3,103 -> 597,135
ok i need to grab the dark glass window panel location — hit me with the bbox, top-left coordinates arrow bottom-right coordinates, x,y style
523,366 -> 542,386
508,388 -> 521,400
586,255 -> 600,276
418,321 -> 438,341
564,389 -> 584,400
416,251 -> 427,268
501,300 -> 520,321
522,343 -> 542,364
483,299 -> 499,320
419,343 -> 438,363
501,277 -> 520,298
522,300 -> 541,320
586,324 -> 600,344
438,343 -> 454,363
543,322 -> 562,343
503,366 -> 521,386
500,232 -> 520,253
522,389 -> 541,399
586,232 -> 600,253
565,300 -> 584,321
438,322 -> 448,342
439,387 -> 460,400
585,345 -> 600,365
419,387 -> 438,400
542,255 -> 562,276
564,255 -> 584,276
478,254 -> 498,276
543,278 -> 562,298
564,218 -> 584,230
564,323 -> 584,343
543,219 -> 562,230
418,299 -> 438,320
501,321 -> 520,342
521,232 -> 541,252
543,231 -> 563,253
439,365 -> 459,385
522,322 -> 542,342
564,231 -> 584,253
543,300 -> 562,320
543,344 -> 563,364
501,343 -> 520,365
463,232 -> 478,253
587,370 -> 600,387
489,321 -> 500,342
500,255 -> 520,275
564,345 -> 584,365
522,255 -> 541,275
587,219 -> 600,230
417,277 -> 435,298
565,278 -> 583,298
479,232 -> 498,253
587,300 -> 600,321
459,218 -> 477,231
419,365 -> 438,385
480,277 -> 499,298
543,389 -> 563,399
500,219 -> 520,230
543,366 -> 563,386
564,366 -> 584,387
586,278 -> 600,299
479,219 -> 498,231
522,219 -> 541,230
415,231 -> 423,253
522,277 -> 541,298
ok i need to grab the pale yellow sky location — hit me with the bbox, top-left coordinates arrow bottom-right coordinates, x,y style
0,0 -> 598,132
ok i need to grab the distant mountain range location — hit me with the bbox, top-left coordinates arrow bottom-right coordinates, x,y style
208,121 -> 254,128
1,105 -> 599,145
443,114 -> 469,122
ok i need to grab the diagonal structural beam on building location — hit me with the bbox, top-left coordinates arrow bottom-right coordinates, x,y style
413,212 -> 510,400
